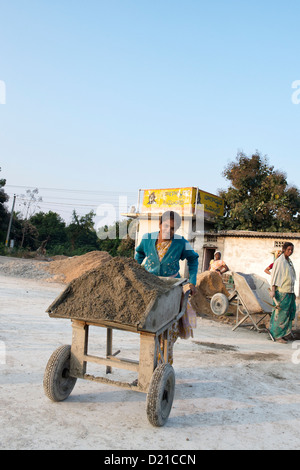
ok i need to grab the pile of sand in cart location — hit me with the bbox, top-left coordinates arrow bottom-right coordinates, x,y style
47,257 -> 175,326
190,271 -> 231,316
45,251 -> 112,283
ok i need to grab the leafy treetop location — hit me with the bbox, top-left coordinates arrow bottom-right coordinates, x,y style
215,151 -> 300,232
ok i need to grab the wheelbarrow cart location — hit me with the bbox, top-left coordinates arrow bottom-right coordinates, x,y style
210,272 -> 274,339
44,277 -> 190,427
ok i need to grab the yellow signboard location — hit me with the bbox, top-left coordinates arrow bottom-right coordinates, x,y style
197,190 -> 224,217
141,187 -> 224,217
142,187 -> 196,214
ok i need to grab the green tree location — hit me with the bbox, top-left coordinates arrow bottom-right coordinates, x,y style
0,167 -> 9,243
29,211 -> 67,251
97,218 -> 136,257
216,151 -> 300,232
66,210 -> 99,252
117,218 -> 136,257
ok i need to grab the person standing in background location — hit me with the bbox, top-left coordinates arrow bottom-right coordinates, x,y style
209,250 -> 229,275
264,249 -> 282,275
269,242 -> 296,343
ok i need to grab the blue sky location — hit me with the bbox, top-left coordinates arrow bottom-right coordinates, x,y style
1,0 -> 300,222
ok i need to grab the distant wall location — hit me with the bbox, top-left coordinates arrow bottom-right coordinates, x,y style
135,219 -> 300,296
217,236 -> 300,297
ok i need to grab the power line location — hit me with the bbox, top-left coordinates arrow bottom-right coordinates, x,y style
16,195 -> 131,203
17,201 -> 99,208
5,186 -> 138,207
6,184 -> 137,195
14,199 -> 130,207
4,188 -> 137,223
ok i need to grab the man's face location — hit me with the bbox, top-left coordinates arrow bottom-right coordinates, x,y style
160,219 -> 176,240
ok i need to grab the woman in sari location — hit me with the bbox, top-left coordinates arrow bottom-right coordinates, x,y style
269,242 -> 296,343
209,250 -> 229,275
264,249 -> 282,275
135,210 -> 199,363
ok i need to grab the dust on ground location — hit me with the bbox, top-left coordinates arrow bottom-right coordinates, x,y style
0,252 -> 297,332
1,253 -> 234,324
2,255 -> 300,449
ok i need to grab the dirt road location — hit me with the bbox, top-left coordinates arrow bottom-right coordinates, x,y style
1,267 -> 300,449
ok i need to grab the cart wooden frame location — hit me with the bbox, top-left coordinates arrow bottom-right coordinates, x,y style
44,279 -> 190,426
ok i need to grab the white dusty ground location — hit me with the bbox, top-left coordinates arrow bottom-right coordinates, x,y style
1,258 -> 300,450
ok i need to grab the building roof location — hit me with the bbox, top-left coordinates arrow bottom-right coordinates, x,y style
212,230 -> 300,239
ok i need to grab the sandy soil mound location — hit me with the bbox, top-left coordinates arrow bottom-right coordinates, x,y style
0,251 -> 112,283
190,271 -> 230,316
47,257 -> 174,326
45,251 -> 112,283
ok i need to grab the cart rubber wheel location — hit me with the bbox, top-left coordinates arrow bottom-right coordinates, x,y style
43,344 -> 77,402
146,363 -> 175,427
210,293 -> 229,316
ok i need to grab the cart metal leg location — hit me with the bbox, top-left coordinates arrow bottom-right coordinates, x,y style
163,329 -> 169,364
232,298 -> 259,331
232,298 -> 273,338
106,328 -> 113,374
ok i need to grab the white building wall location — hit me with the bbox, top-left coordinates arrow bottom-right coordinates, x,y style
218,236 -> 300,297
134,218 -> 300,296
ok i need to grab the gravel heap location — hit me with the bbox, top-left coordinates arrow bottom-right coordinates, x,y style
0,251 -> 112,283
0,259 -> 52,280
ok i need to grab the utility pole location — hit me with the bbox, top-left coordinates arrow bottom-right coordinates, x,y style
5,194 -> 16,247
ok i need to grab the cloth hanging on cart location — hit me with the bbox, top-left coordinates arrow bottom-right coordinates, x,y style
179,300 -> 197,339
